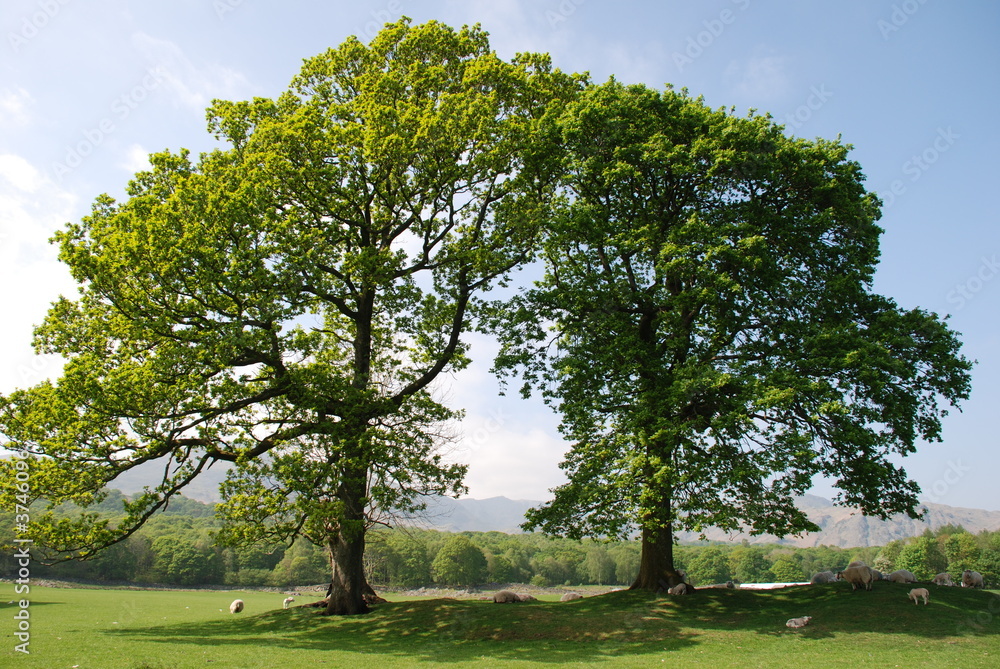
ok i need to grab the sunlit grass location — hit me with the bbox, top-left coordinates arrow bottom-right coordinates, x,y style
2,582 -> 998,668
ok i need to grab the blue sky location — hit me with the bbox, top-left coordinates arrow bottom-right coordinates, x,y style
1,1 -> 997,511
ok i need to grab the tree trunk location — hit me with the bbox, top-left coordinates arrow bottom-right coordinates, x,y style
322,458 -> 371,615
630,522 -> 685,591
323,523 -> 369,615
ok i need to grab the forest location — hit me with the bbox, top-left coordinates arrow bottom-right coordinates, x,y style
2,491 -> 997,590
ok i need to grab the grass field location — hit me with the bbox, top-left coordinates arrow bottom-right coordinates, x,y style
2,582 -> 998,668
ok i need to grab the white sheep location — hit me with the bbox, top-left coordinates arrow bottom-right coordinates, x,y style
667,582 -> 693,595
961,570 -> 985,589
283,596 -> 295,609
932,572 -> 954,586
887,570 -> 917,584
786,616 -> 812,628
810,571 -> 837,584
837,566 -> 875,591
560,592 -> 583,602
846,560 -> 867,569
908,588 -> 930,605
230,599 -> 244,614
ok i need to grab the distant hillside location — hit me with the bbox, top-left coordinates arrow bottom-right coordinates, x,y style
107,463 -> 1000,546
404,494 -> 1000,546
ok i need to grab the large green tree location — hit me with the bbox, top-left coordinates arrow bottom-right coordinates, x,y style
494,80 -> 972,591
0,20 -> 578,614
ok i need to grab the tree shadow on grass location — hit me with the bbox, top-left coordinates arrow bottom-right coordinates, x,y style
648,583 -> 1000,640
102,585 -> 1000,663
103,594 -> 700,664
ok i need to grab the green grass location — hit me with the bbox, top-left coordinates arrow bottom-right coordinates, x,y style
2,582 -> 998,668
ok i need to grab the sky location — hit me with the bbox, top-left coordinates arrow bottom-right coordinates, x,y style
1,0 -> 998,511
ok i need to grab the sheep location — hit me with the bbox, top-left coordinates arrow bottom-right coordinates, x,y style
932,572 -> 954,587
516,594 -> 537,602
229,599 -> 244,614
871,569 -> 885,581
492,590 -> 520,603
961,570 -> 985,589
836,566 -> 875,591
668,582 -> 693,595
810,571 -> 837,584
560,592 -> 583,602
888,570 -> 917,584
786,616 -> 812,628
847,560 -> 868,569
283,596 -> 295,609
908,588 -> 930,605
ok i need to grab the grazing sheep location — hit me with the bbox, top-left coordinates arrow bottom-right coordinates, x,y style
908,588 -> 930,605
786,616 -> 812,628
847,560 -> 867,569
837,566 -> 875,591
871,569 -> 885,581
810,571 -> 837,584
888,570 -> 917,584
283,596 -> 295,609
560,592 -> 583,602
932,572 -> 954,587
492,590 -> 520,604
229,599 -> 244,614
668,583 -> 693,595
961,570 -> 985,589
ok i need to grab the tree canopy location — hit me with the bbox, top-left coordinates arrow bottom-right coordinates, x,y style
493,80 -> 972,590
0,18 -> 579,614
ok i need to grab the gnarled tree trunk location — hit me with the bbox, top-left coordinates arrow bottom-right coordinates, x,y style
631,523 -> 685,591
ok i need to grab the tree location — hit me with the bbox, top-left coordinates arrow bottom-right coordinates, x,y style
895,536 -> 947,580
944,532 -> 981,574
0,19 -> 579,615
874,539 -> 905,574
685,546 -> 731,586
431,534 -> 487,586
583,544 -> 617,584
495,80 -> 972,591
729,544 -> 770,583
385,532 -> 432,587
770,554 -> 805,583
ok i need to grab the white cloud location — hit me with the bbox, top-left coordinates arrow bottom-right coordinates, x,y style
0,154 -> 45,192
120,143 -> 152,174
129,31 -> 251,110
0,153 -> 78,393
724,52 -> 790,100
0,87 -> 33,126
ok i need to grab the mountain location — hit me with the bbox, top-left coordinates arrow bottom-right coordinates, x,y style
107,463 -> 1000,546
402,493 -> 1000,547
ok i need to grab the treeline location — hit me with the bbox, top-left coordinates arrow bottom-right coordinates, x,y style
2,494 -> 997,588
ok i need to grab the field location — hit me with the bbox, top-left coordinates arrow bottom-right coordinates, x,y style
2,582 -> 998,668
